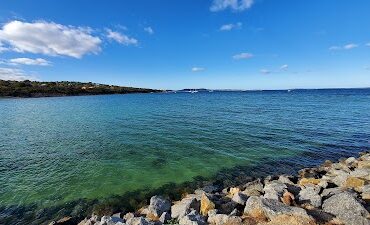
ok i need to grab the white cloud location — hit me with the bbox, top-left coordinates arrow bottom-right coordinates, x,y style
366,43 -> 370,47
260,69 -> 271,74
233,52 -> 253,60
144,27 -> 154,35
343,43 -> 358,50
8,58 -> 51,66
280,64 -> 288,70
0,67 -> 38,81
106,29 -> 138,46
0,42 -> 7,52
210,0 -> 254,12
0,20 -> 101,58
220,22 -> 242,31
329,43 -> 358,51
191,67 -> 205,72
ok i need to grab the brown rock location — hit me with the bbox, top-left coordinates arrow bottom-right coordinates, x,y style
299,178 -> 321,187
358,161 -> 370,169
344,177 -> 365,192
200,193 -> 215,216
281,191 -> 295,206
260,215 -> 317,225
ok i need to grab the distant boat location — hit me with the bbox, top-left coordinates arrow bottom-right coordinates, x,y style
190,90 -> 198,93
287,89 -> 292,92
209,90 -> 214,93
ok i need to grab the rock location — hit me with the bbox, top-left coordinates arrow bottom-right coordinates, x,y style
112,212 -> 123,219
178,210 -> 206,225
242,179 -> 264,196
207,213 -> 242,225
126,217 -> 154,225
362,185 -> 370,200
148,196 -> 171,217
200,193 -> 215,216
124,213 -> 135,221
298,186 -> 322,208
281,191 -> 295,206
171,196 -> 200,219
278,175 -> 295,185
329,169 -> 349,187
244,196 -> 312,221
322,192 -> 369,225
261,214 -> 317,225
345,157 -> 358,167
229,209 -> 239,216
358,161 -> 370,169
229,187 -> 240,196
159,212 -> 171,224
100,216 -> 124,225
298,178 -> 321,187
321,188 -> 343,199
263,181 -> 287,200
217,201 -> 238,215
350,168 -> 370,180
299,168 -> 320,179
344,177 -> 366,192
231,192 -> 248,205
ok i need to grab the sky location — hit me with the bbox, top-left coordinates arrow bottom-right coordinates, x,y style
0,0 -> 369,90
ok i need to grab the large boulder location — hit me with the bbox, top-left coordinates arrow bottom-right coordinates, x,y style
171,196 -> 200,219
244,196 -> 312,221
298,186 -> 322,208
148,196 -> 171,218
322,192 -> 369,225
126,217 -> 154,225
178,210 -> 206,225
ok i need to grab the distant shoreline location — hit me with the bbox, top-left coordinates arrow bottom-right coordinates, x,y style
0,80 -> 162,98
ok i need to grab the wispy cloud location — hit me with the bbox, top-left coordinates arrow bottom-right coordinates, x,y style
144,27 -> 154,35
106,29 -> 138,46
280,64 -> 289,70
0,20 -> 101,58
233,52 -> 253,60
0,67 -> 38,81
220,22 -> 242,31
260,69 -> 271,74
6,58 -> 51,66
191,67 -> 205,72
210,0 -> 254,12
366,43 -> 370,47
329,43 -> 359,51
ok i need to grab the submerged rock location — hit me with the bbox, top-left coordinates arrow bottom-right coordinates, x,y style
322,192 -> 369,225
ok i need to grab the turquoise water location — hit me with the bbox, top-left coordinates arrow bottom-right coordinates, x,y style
1,89 -> 370,224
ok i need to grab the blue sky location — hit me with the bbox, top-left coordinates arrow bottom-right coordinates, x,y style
0,0 -> 369,90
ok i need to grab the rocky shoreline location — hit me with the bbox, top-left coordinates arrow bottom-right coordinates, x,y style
51,152 -> 370,225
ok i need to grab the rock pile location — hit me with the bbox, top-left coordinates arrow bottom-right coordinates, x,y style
63,152 -> 370,225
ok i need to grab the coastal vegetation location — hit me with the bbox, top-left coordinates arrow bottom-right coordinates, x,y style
0,80 -> 160,97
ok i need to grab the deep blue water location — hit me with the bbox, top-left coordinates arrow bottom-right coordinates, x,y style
0,89 -> 369,224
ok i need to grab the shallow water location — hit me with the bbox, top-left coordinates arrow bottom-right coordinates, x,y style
1,89 -> 370,224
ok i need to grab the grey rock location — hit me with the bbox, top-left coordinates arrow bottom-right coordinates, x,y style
231,192 -> 248,205
126,217 -> 154,225
278,175 -> 294,185
263,181 -> 287,200
242,179 -> 263,196
112,212 -> 124,219
244,196 -> 312,220
350,168 -> 370,180
159,212 -> 171,224
217,201 -> 238,215
322,192 -> 369,225
321,187 -> 343,199
178,210 -> 206,225
329,169 -> 349,186
148,196 -> 171,217
171,196 -> 200,219
100,216 -> 124,225
207,213 -> 242,225
298,186 -> 322,207
229,209 -> 239,216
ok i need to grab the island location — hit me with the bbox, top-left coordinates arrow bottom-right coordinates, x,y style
0,80 -> 161,98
